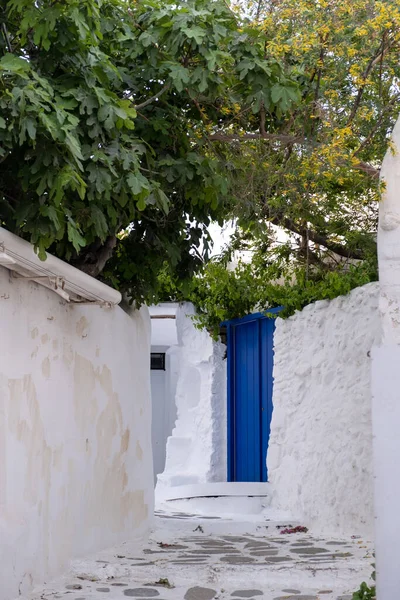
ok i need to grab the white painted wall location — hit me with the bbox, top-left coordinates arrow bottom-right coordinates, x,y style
0,265 -> 153,600
149,304 -> 180,483
150,345 -> 179,483
371,115 -> 400,599
268,282 -> 381,537
155,303 -> 227,502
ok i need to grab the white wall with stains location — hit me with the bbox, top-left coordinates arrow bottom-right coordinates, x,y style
0,265 -> 153,600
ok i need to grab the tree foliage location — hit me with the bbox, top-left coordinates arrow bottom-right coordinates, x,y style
152,0 -> 399,334
216,0 -> 400,268
171,0 -> 400,333
0,0 -> 300,301
155,249 -> 377,338
1,0 -> 399,320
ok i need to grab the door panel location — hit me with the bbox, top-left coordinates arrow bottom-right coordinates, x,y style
233,320 -> 261,482
227,314 -> 276,482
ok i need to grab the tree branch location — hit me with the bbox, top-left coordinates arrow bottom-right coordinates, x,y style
255,0 -> 264,21
134,83 -> 170,110
298,245 -> 328,269
259,102 -> 266,135
210,131 -> 380,178
264,209 -> 365,260
210,131 -> 305,144
77,235 -> 117,278
353,93 -> 400,157
310,35 -> 326,137
1,23 -> 12,53
346,37 -> 388,126
348,160 -> 380,179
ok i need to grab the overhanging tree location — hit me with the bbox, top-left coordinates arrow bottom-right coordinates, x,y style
1,0 -> 399,314
212,0 -> 400,267
0,0 -> 300,302
153,0 -> 400,332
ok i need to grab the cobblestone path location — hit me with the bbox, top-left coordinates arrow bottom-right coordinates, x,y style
21,509 -> 374,600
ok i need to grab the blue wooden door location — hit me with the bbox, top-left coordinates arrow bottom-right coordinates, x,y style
226,311 -> 279,482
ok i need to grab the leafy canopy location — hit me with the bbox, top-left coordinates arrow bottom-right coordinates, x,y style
0,0 -> 299,302
1,0 -> 399,325
152,0 -> 400,332
218,0 -> 400,265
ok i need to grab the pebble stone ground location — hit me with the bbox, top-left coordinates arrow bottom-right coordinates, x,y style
21,508 -> 374,600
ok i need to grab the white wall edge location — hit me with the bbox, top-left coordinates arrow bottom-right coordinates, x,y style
0,226 -> 121,305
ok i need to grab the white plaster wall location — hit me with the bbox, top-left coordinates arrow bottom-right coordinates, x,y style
268,282 -> 381,537
0,266 -> 153,600
151,346 -> 179,483
155,303 -> 227,502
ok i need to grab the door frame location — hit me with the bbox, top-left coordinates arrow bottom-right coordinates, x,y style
224,308 -> 282,482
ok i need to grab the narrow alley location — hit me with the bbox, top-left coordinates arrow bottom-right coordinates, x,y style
21,507 -> 373,600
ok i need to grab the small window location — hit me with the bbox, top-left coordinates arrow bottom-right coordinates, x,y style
151,352 -> 166,370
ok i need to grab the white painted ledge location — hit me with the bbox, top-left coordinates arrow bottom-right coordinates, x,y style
161,482 -> 270,501
0,226 -> 121,305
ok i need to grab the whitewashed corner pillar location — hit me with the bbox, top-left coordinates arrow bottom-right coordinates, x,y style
372,115 -> 400,598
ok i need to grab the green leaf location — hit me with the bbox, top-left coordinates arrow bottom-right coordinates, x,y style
91,205 -> 108,239
37,240 -> 47,261
136,197 -> 147,211
167,64 -> 190,92
155,188 -> 170,214
0,54 -> 30,74
65,132 -> 84,161
182,25 -> 206,45
67,221 -> 86,253
42,205 -> 61,230
118,188 -> 129,207
26,118 -> 36,140
127,172 -> 150,196
98,104 -> 112,122
270,84 -> 284,104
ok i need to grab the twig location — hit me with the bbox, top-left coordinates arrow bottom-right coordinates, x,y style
209,132 -> 380,179
135,84 -> 170,110
210,131 -> 305,144
260,102 -> 266,135
1,23 -> 12,53
346,36 -> 388,126
262,207 -> 365,260
353,94 -> 400,157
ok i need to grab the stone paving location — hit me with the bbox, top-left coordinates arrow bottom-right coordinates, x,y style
22,509 -> 374,600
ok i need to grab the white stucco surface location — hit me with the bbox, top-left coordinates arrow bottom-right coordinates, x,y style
149,304 -> 179,482
150,346 -> 179,483
371,345 -> 400,599
372,115 -> 400,599
377,117 -> 400,345
268,282 -> 381,537
0,265 -> 153,600
155,303 -> 227,502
